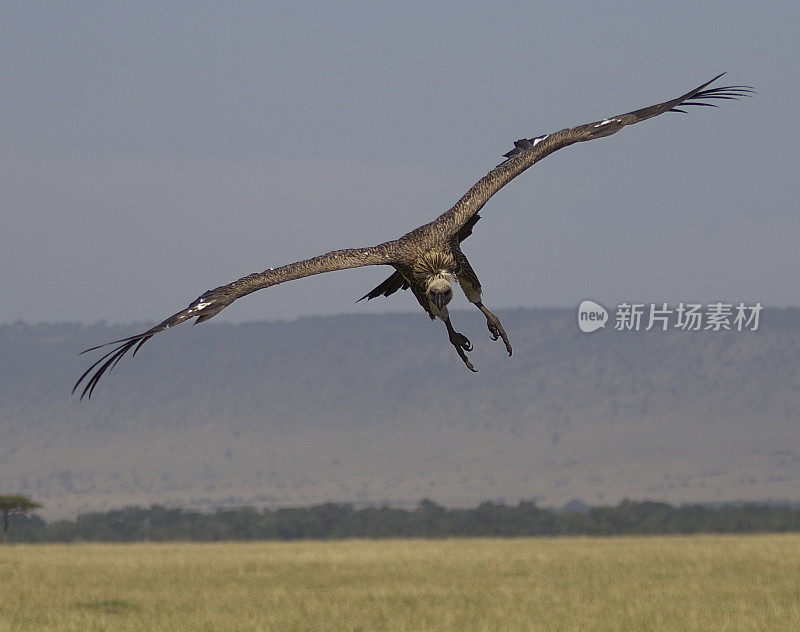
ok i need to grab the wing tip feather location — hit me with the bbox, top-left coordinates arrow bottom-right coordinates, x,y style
73,335 -> 153,400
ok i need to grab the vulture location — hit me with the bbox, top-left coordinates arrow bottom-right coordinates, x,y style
75,74 -> 752,398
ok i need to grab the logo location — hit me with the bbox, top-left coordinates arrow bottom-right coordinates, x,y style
578,300 -> 608,333
577,301 -> 762,333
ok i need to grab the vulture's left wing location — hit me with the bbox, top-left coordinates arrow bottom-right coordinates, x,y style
437,74 -> 753,234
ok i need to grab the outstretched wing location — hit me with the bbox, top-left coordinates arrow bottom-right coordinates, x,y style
435,74 -> 753,234
74,244 -> 397,399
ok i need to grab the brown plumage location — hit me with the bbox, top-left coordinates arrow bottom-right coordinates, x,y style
74,74 -> 752,398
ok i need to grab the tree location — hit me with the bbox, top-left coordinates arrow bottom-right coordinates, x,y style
0,495 -> 41,544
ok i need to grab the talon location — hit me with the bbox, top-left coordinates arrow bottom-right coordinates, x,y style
456,347 -> 477,372
486,316 -> 512,356
444,317 -> 477,372
450,331 -> 472,352
449,334 -> 476,370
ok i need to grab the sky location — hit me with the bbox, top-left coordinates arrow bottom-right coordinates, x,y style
2,1 -> 797,327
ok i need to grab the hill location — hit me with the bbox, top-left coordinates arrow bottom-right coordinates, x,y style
1,308 -> 798,518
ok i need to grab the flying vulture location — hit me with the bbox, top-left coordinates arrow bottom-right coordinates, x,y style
75,74 -> 752,398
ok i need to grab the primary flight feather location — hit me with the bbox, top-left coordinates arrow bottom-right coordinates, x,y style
75,74 -> 753,399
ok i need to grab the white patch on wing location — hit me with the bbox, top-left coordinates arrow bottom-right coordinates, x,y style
532,134 -> 548,145
189,298 -> 214,312
594,118 -> 617,127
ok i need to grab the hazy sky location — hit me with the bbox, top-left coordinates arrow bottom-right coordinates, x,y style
2,2 -> 797,326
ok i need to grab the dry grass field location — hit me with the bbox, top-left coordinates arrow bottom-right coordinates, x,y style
1,535 -> 798,631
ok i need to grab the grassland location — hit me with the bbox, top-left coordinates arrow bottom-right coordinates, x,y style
1,535 -> 798,631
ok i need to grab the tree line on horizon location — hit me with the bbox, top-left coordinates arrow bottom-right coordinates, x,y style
5,499 -> 800,543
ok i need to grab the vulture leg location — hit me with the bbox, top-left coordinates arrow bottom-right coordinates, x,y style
476,301 -> 512,356
444,317 -> 476,372
455,249 -> 512,356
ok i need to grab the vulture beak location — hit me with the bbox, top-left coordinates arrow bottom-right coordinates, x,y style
432,291 -> 448,311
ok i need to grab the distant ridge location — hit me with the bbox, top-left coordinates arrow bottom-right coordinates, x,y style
1,308 -> 799,519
